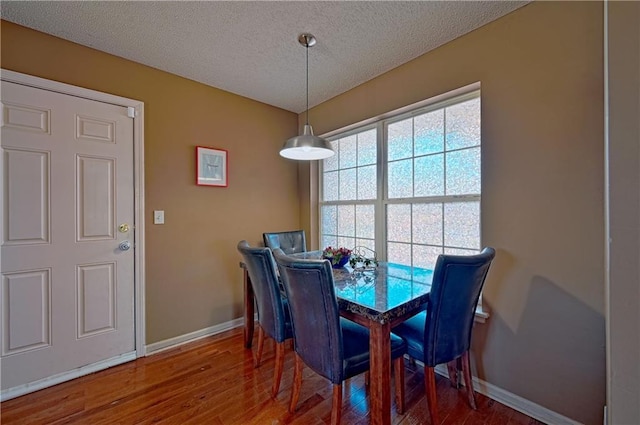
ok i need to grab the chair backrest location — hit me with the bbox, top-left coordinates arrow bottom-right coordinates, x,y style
273,249 -> 345,384
263,230 -> 307,254
424,247 -> 496,366
237,240 -> 288,342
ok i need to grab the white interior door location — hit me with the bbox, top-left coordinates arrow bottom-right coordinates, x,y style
0,80 -> 136,394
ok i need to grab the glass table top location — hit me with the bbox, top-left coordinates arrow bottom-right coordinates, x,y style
290,251 -> 432,324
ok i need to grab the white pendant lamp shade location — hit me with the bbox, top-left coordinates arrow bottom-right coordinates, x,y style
280,124 -> 334,160
280,34 -> 335,161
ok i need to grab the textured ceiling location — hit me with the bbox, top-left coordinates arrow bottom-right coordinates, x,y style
1,1 -> 529,113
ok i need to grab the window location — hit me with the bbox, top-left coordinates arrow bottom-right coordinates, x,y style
320,91 -> 481,271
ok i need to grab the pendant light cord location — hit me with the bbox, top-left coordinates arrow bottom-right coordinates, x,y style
305,40 -> 309,126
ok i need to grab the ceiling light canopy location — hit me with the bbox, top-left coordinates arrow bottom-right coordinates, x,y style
280,33 -> 334,161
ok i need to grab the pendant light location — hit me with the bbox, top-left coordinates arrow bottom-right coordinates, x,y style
280,33 -> 335,160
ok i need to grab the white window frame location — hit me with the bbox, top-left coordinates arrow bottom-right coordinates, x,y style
317,84 -> 489,321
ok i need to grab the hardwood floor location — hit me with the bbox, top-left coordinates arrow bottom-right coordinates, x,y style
1,327 -> 544,424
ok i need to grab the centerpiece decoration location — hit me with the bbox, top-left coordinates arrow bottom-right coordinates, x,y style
348,246 -> 379,270
322,246 -> 352,268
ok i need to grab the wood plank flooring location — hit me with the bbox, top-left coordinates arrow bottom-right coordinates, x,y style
1,327 -> 544,424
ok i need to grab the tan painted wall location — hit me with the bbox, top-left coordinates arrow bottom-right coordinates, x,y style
1,20 -> 300,344
302,2 -> 605,424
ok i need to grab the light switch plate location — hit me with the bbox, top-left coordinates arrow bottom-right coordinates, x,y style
154,210 -> 164,224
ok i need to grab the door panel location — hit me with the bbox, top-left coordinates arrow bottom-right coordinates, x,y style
4,148 -> 50,245
1,81 -> 135,391
77,155 -> 115,240
2,269 -> 51,355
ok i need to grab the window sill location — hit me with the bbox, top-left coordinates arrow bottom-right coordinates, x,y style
474,306 -> 490,323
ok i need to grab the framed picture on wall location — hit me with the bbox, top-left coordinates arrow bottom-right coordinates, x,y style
196,146 -> 228,187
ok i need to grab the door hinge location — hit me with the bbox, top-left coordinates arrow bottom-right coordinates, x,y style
127,107 -> 136,118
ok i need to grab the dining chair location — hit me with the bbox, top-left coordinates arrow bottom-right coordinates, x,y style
273,248 -> 407,425
262,230 -> 307,254
236,240 -> 293,397
391,247 -> 496,425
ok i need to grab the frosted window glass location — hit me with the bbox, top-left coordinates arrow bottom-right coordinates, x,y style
446,98 -> 480,151
339,168 -> 357,201
415,154 -> 444,197
337,205 -> 355,237
323,171 -> 338,201
355,238 -> 375,253
446,147 -> 480,195
338,237 -> 356,250
415,110 -> 444,156
388,242 -> 411,267
357,165 -> 377,200
412,203 -> 443,245
445,247 -> 479,256
444,201 -> 480,249
358,129 -> 377,166
323,140 -> 339,171
356,204 -> 375,239
387,204 -> 411,243
320,94 -> 481,268
413,244 -> 443,271
388,119 -> 413,161
340,135 -> 357,169
322,205 -> 337,236
388,159 -> 413,199
322,236 -> 337,249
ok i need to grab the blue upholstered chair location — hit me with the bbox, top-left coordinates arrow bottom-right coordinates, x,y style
273,248 -> 407,425
392,247 -> 496,425
236,240 -> 293,397
263,230 -> 307,254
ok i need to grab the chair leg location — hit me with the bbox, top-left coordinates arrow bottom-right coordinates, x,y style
364,371 -> 370,386
330,384 -> 342,425
271,341 -> 285,397
425,366 -> 439,425
461,350 -> 477,409
289,353 -> 304,413
254,326 -> 265,368
394,356 -> 405,414
446,359 -> 459,388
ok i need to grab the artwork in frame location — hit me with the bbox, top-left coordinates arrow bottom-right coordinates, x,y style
196,146 -> 228,187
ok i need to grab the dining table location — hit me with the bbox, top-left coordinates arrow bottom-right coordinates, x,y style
240,251 -> 433,425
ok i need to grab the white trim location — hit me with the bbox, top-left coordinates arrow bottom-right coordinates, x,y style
0,70 -> 147,355
133,101 -> 146,356
317,87 -> 489,320
1,70 -> 141,108
431,364 -> 581,425
0,351 -> 136,402
603,2 -> 612,423
145,317 -> 245,356
474,306 -> 490,323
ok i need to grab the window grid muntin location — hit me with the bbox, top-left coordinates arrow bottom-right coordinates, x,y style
320,90 -> 480,265
322,128 -> 378,203
384,196 -> 480,267
386,109 -> 481,199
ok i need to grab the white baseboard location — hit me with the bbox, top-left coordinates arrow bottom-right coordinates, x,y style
433,364 -> 581,425
145,316 -> 246,356
0,351 -> 137,402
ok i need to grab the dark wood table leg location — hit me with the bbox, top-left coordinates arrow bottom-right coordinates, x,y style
242,267 -> 254,348
369,320 -> 392,425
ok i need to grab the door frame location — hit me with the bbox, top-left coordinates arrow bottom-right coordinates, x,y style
0,69 -> 146,358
